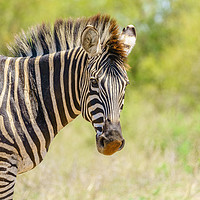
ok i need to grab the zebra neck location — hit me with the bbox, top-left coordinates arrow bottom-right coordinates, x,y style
29,47 -> 87,136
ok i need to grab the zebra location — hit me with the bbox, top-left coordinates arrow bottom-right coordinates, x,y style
0,14 -> 136,199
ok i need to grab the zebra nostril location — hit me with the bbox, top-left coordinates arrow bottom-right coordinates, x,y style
99,136 -> 106,148
118,139 -> 125,151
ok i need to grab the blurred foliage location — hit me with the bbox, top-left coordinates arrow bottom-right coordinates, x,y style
134,0 -> 200,100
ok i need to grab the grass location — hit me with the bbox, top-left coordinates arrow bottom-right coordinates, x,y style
14,87 -> 200,200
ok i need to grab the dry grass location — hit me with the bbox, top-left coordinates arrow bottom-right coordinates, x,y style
14,88 -> 200,200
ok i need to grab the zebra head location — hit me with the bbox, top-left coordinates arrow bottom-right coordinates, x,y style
80,24 -> 136,155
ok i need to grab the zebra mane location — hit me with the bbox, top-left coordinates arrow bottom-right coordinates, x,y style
8,14 -> 126,61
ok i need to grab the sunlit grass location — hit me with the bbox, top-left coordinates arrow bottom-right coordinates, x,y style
14,87 -> 200,200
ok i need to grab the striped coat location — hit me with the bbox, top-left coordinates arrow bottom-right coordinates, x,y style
0,15 -> 136,199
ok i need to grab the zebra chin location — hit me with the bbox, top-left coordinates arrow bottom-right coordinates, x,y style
95,120 -> 125,155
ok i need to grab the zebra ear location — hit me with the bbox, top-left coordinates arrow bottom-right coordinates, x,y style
120,25 -> 136,56
81,25 -> 101,57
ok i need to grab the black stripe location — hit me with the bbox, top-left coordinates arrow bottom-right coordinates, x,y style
0,191 -> 14,199
35,102 -> 51,151
39,55 -> 57,135
71,48 -> 81,111
30,40 -> 37,57
64,51 -> 77,119
88,98 -> 99,108
54,29 -> 61,52
90,108 -> 103,116
0,183 -> 9,189
53,53 -> 67,126
76,51 -> 85,101
6,171 -> 16,178
21,50 -> 27,57
64,21 -> 69,49
0,168 -> 6,171
38,30 -> 49,55
0,129 -> 14,146
93,117 -> 104,124
0,178 -> 13,184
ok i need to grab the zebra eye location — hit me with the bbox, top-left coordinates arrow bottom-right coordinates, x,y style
90,77 -> 98,87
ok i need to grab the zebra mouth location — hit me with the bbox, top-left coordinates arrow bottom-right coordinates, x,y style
96,134 -> 125,155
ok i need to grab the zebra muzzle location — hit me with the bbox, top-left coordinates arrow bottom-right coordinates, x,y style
96,121 -> 125,155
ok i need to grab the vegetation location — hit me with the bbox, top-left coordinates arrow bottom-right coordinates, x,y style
0,0 -> 200,199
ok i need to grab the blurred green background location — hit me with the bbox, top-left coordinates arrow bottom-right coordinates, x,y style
1,0 -> 200,199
